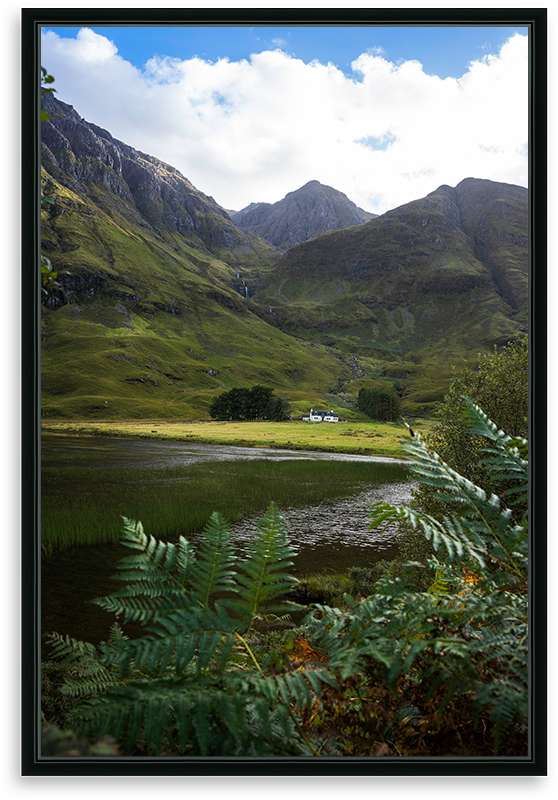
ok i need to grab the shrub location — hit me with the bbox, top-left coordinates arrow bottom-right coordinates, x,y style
304,398 -> 528,755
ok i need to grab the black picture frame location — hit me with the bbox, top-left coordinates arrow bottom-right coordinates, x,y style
22,7 -> 547,777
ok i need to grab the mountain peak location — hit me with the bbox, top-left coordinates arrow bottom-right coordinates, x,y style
232,180 -> 376,250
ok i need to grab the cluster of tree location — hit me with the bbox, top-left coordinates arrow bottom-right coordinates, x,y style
209,384 -> 290,421
357,386 -> 401,421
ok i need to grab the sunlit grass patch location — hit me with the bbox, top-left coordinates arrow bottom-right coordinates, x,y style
41,418 -> 414,457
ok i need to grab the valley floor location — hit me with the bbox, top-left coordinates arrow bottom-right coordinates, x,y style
40,418 -> 435,459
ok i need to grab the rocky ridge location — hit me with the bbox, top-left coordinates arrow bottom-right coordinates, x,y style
230,180 -> 377,250
253,177 -> 528,386
41,92 -> 279,261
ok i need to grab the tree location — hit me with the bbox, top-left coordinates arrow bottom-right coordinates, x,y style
247,385 -> 274,419
226,387 -> 250,420
398,335 -> 528,582
209,387 -> 249,420
266,395 -> 291,421
357,386 -> 400,421
426,335 -> 528,492
208,393 -> 230,421
209,385 -> 280,421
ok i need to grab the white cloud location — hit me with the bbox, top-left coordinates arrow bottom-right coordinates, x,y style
40,29 -> 528,214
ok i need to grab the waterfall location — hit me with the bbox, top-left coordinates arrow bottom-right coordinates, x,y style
237,277 -> 249,298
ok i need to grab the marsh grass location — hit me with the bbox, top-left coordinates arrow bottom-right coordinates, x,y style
295,561 -> 397,607
41,458 -> 408,555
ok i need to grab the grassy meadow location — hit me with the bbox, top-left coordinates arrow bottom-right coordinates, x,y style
41,417 -> 432,459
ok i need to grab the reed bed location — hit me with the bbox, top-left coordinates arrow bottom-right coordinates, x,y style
41,458 -> 408,556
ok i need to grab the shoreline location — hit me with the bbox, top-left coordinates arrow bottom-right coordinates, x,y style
40,418 -> 420,460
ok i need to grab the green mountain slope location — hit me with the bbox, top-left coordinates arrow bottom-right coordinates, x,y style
251,179 -> 528,412
40,94 -> 528,419
40,95 -> 351,419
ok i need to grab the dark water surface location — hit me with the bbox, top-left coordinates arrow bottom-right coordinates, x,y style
41,433 -> 413,645
41,431 -> 409,469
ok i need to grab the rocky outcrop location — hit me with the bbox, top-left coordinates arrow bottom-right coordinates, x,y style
41,93 -> 276,256
230,180 -> 377,250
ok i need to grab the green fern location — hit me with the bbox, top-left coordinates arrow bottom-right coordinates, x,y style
45,502 -> 336,756
225,502 -> 300,632
460,398 -> 528,512
369,399 -> 528,583
305,398 -> 529,753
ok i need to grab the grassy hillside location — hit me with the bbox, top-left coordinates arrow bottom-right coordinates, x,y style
41,94 -> 527,420
250,182 -> 527,412
41,170 -> 352,420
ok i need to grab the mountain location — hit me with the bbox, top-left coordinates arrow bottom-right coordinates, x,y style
230,180 -> 377,250
40,93 -> 528,420
40,92 -> 279,268
250,178 -> 528,411
40,93 -> 352,420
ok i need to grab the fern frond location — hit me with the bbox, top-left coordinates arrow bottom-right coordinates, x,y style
370,501 -> 486,567
91,518 -> 197,624
44,632 -> 120,698
460,398 -> 528,505
188,511 -> 237,607
226,503 -> 300,631
108,606 -> 236,677
371,418 -> 528,578
427,567 -> 452,597
45,631 -> 98,665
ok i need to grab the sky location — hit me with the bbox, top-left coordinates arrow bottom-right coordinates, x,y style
40,24 -> 529,215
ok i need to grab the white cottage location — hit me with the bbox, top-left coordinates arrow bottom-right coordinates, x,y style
308,409 -> 339,423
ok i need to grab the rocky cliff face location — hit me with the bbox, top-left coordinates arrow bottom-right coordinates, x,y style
41,92 -> 277,258
230,180 -> 376,250
454,178 -> 528,314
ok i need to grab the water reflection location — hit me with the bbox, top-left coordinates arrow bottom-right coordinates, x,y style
209,481 -> 412,575
41,431 -> 409,470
